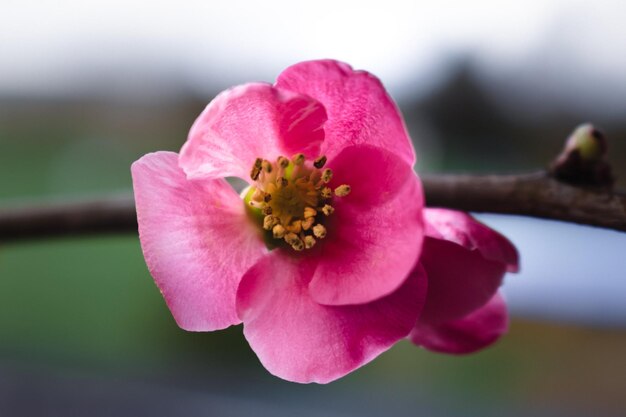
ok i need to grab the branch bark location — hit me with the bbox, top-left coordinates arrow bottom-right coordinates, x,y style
1,171 -> 625,242
422,172 -> 626,232
0,195 -> 137,242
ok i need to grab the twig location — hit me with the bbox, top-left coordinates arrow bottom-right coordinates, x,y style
0,172 -> 625,243
1,124 -> 624,242
0,195 -> 137,242
422,172 -> 626,232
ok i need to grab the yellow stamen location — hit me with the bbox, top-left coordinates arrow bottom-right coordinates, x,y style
302,217 -> 314,230
263,215 -> 278,230
251,188 -> 265,202
312,224 -> 327,239
250,158 -> 263,181
287,220 -> 302,234
321,204 -> 334,216
262,160 -> 273,173
292,153 -> 305,165
304,207 -> 317,219
284,232 -> 304,251
272,224 -> 286,239
245,154 -> 350,251
320,187 -> 332,199
321,169 -> 333,183
334,185 -> 351,197
313,155 -> 327,169
277,156 -> 289,168
276,177 -> 288,188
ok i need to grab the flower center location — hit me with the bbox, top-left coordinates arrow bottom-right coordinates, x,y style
244,153 -> 351,251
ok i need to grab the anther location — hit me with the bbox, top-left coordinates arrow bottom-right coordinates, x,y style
321,204 -> 334,216
276,177 -> 288,188
284,232 -> 304,251
251,188 -> 265,202
247,151 -> 351,251
321,169 -> 333,183
263,215 -> 278,230
334,184 -> 351,197
292,239 -> 304,251
304,207 -> 317,219
248,200 -> 264,208
250,158 -> 263,181
287,220 -> 302,234
292,153 -> 305,165
284,232 -> 297,244
277,156 -> 289,168
313,155 -> 327,169
302,217 -> 314,230
261,160 -> 273,173
295,177 -> 309,187
272,224 -> 286,239
312,224 -> 327,239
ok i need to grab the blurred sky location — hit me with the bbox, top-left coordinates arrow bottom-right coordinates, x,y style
2,0 -> 626,117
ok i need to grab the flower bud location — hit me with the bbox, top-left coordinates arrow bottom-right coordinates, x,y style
550,123 -> 614,186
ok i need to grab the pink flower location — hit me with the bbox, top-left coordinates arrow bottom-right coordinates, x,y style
410,208 -> 519,354
131,60 -> 518,383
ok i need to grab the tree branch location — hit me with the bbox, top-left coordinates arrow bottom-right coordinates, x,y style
1,171 -> 625,243
0,195 -> 137,242
1,124 -> 624,242
422,172 -> 626,232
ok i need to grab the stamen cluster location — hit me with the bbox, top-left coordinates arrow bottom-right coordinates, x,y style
247,153 -> 350,251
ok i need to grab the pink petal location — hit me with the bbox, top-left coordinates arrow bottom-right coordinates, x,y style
131,152 -> 266,331
308,145 -> 424,306
237,252 -> 427,384
179,83 -> 327,181
417,237 -> 507,323
424,208 -> 519,273
409,293 -> 508,354
409,208 -> 517,350
276,60 -> 415,165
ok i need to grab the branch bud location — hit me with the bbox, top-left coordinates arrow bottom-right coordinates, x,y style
549,123 -> 614,186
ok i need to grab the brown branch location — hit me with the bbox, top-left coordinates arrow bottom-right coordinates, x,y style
0,195 -> 137,242
1,172 -> 625,243
422,171 -> 626,232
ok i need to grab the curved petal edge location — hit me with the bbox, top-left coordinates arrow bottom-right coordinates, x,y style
424,208 -> 519,273
276,59 -> 415,165
237,252 -> 428,383
308,145 -> 425,306
180,83 -> 327,181
409,292 -> 509,355
132,151 -> 266,331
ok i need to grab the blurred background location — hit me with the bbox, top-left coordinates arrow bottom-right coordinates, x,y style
1,1 -> 626,416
